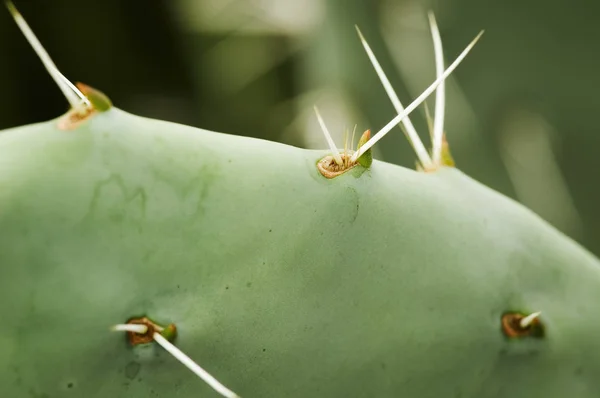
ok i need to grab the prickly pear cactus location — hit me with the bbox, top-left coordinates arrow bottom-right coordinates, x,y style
2,3 -> 600,398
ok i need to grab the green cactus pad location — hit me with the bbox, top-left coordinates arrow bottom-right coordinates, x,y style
1,107 -> 600,397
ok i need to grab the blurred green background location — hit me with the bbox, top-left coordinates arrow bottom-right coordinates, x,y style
1,0 -> 599,255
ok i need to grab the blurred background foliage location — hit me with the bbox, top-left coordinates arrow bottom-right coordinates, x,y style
1,0 -> 599,255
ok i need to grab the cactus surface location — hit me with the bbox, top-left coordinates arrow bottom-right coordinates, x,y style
2,3 -> 600,398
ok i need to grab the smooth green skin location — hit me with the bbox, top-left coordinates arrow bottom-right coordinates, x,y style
1,108 -> 600,397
